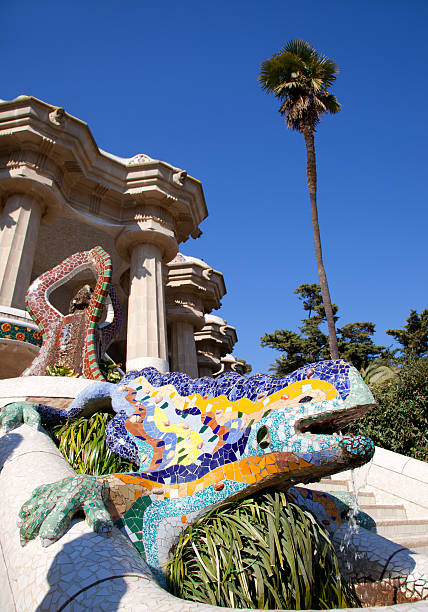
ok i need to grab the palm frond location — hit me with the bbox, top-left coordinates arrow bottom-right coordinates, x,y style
318,92 -> 341,114
281,39 -> 316,63
259,39 -> 340,131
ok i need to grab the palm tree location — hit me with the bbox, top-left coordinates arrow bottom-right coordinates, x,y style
259,40 -> 341,359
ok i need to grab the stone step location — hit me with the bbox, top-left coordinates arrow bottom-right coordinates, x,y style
391,535 -> 428,556
306,479 -> 350,492
303,482 -> 377,504
354,491 -> 376,504
375,518 -> 428,539
359,504 -> 407,521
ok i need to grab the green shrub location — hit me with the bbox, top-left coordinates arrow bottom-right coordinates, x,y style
46,364 -> 78,377
99,359 -> 122,383
166,489 -> 360,610
45,359 -> 131,474
46,360 -> 122,383
348,357 -> 428,461
48,412 -> 138,475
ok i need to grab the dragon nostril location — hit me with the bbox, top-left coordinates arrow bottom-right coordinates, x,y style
257,426 -> 268,444
299,396 -> 313,403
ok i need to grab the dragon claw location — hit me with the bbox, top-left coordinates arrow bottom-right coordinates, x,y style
18,475 -> 112,546
0,402 -> 42,433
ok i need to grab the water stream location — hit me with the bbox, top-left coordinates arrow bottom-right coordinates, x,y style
338,459 -> 374,579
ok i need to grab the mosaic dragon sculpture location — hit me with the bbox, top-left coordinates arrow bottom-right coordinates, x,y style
1,360 -> 428,603
23,246 -> 122,380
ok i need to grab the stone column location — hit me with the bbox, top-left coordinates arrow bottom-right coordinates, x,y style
126,242 -> 169,372
0,194 -> 42,308
169,319 -> 199,378
195,315 -> 238,378
198,364 -> 214,378
115,199 -> 182,374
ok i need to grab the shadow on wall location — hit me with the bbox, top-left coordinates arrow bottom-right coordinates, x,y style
0,426 -> 131,611
0,431 -> 23,471
36,532 -> 128,612
0,212 -> 16,230
134,265 -> 151,281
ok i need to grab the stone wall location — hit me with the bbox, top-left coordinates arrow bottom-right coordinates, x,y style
332,446 -> 428,519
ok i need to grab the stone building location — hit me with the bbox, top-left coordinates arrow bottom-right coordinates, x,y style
0,96 -> 242,379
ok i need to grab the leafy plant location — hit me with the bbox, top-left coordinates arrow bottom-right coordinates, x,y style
46,364 -> 79,377
386,308 -> 428,360
348,357 -> 428,461
360,361 -> 399,386
48,412 -> 138,475
46,359 -> 122,383
99,358 -> 122,383
166,489 -> 360,610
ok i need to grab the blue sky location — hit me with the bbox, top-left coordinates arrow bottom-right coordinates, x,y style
3,0 -> 427,373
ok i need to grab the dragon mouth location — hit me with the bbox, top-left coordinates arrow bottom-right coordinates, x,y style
295,402 -> 375,436
224,403 -> 377,504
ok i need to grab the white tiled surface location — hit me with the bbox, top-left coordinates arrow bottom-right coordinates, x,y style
0,376 -> 96,399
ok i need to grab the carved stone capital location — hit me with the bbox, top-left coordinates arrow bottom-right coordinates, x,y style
194,315 -> 238,359
115,219 -> 178,263
196,349 -> 220,377
0,163 -> 64,225
165,255 -> 226,315
133,204 -> 175,231
166,299 -> 204,329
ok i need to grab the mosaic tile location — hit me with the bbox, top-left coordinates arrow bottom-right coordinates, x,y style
0,321 -> 42,347
22,246 -> 122,380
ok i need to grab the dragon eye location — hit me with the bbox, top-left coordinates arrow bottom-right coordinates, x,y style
257,425 -> 270,449
299,395 -> 313,404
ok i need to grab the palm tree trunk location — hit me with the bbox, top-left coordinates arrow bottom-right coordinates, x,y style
302,126 -> 339,359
